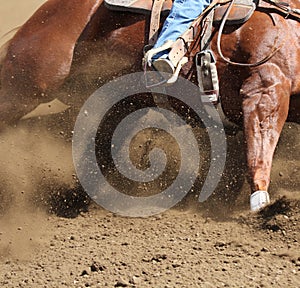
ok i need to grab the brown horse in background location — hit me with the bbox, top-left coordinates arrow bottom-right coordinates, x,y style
0,0 -> 299,209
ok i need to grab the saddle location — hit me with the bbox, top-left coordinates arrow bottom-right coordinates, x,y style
105,0 -> 173,44
105,0 -> 256,96
213,0 -> 257,25
105,0 -> 255,22
104,0 -> 172,15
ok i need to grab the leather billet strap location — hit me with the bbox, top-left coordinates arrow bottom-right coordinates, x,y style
201,3 -> 215,50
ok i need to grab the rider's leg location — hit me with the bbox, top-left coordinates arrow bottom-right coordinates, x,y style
151,0 -> 211,72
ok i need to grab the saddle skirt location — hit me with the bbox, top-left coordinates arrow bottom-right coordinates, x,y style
213,0 -> 257,25
104,0 -> 172,15
105,0 -> 256,24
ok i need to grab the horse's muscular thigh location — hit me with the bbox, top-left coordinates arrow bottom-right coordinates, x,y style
1,0 -> 103,95
242,64 -> 290,122
2,38 -> 73,94
242,64 -> 290,149
241,64 -> 290,191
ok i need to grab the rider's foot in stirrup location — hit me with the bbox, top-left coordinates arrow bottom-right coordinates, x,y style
152,57 -> 175,75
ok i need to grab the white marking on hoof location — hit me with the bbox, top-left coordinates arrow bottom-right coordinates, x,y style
250,190 -> 270,212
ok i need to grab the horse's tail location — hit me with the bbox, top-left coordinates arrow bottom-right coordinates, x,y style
0,39 -> 11,65
0,26 -> 21,66
0,39 -> 11,89
0,26 -> 20,41
0,27 -> 21,80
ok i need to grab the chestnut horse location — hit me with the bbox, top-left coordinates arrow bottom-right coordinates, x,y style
0,0 -> 299,209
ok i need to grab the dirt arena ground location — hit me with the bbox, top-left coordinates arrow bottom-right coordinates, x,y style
0,1 -> 299,287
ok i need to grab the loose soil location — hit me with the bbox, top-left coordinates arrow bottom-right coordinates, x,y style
0,2 -> 299,287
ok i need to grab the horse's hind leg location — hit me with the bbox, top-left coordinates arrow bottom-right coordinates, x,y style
0,0 -> 104,129
241,64 -> 290,211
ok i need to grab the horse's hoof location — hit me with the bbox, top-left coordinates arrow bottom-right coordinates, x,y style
250,190 -> 270,212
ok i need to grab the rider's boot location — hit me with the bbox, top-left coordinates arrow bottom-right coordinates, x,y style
149,0 -> 211,77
